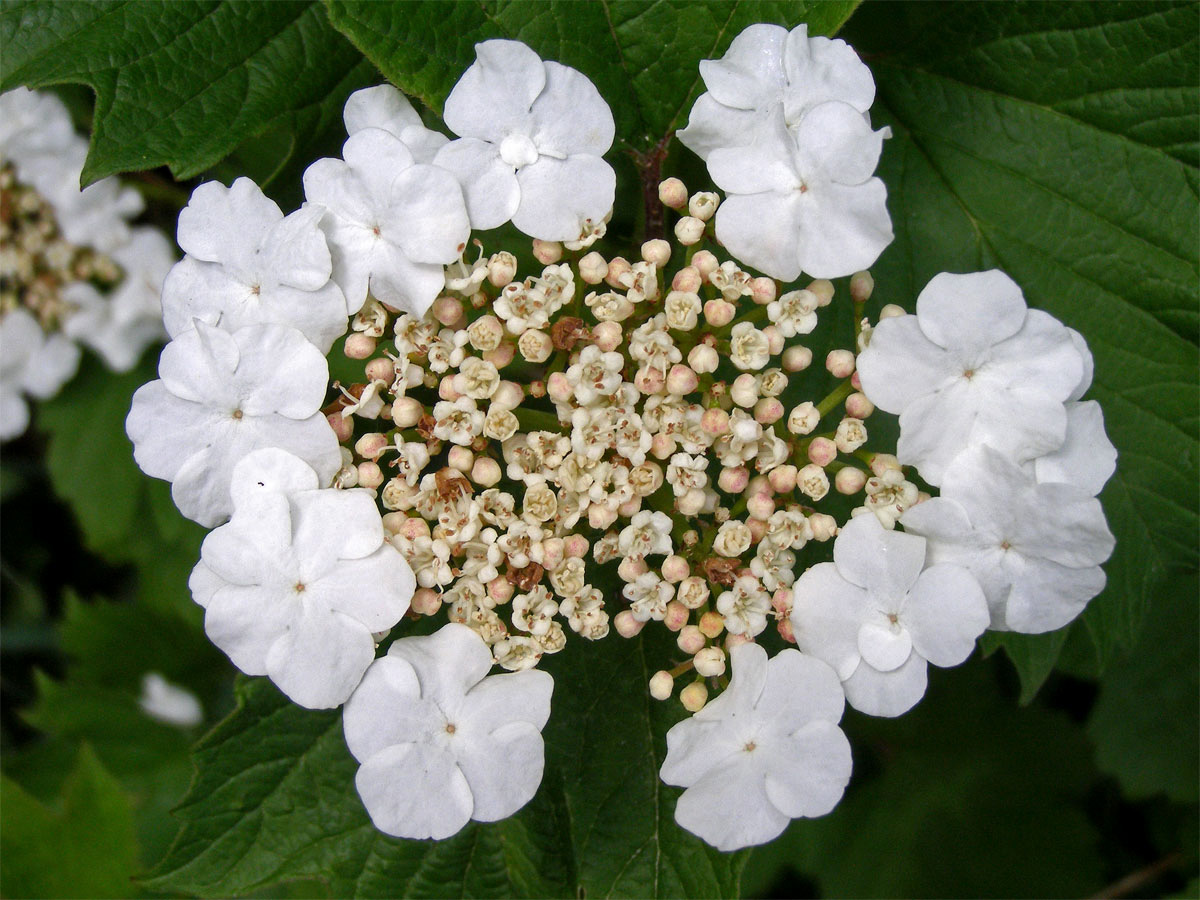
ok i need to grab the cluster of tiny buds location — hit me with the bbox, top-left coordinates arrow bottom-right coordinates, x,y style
0,164 -> 121,328
325,178 -> 923,711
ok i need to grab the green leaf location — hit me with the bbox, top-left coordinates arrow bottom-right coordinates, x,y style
978,628 -> 1071,704
0,0 -> 376,186
844,0 -> 1199,667
0,745 -> 140,899
1088,572 -> 1199,803
324,0 -> 860,154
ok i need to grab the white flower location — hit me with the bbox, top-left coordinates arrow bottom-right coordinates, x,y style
61,227 -> 173,371
729,322 -> 771,371
660,642 -> 852,851
791,514 -> 988,717
623,572 -> 674,622
664,290 -> 702,331
0,307 -> 80,441
709,105 -> 891,281
161,178 -> 349,351
1033,400 -> 1117,496
342,623 -> 552,839
303,128 -> 470,315
189,448 -> 414,708
126,322 -> 340,527
716,575 -> 771,636
434,40 -> 615,240
713,520 -> 753,558
343,84 -> 449,163
767,289 -> 819,338
677,23 -> 876,160
900,444 -> 1115,633
432,396 -> 485,445
618,510 -> 674,558
138,672 -> 203,727
856,270 -> 1086,485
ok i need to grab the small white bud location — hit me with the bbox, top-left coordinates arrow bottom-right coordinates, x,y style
391,397 -> 424,428
808,437 -> 838,467
357,461 -> 384,489
532,239 -> 562,264
579,251 -> 608,284
605,256 -> 632,289
846,391 -> 875,418
649,670 -> 675,700
518,329 -> 553,363
809,513 -> 838,541
688,343 -> 719,374
432,295 -> 463,326
614,609 -> 645,638
658,177 -> 688,209
787,401 -> 820,435
592,321 -> 623,352
492,381 -> 523,409
692,250 -> 718,280
680,681 -> 709,712
880,303 -> 907,319
447,445 -> 474,473
672,266 -> 702,293
835,466 -> 868,494
355,432 -> 389,460
674,216 -> 706,245
675,488 -> 706,516
666,364 -> 699,396
693,647 -> 727,677
826,349 -> 856,378
677,625 -> 706,655
488,251 -> 518,287
730,374 -> 759,408
850,270 -> 875,303
471,456 -> 501,486
807,279 -> 835,306
750,277 -> 776,306
641,239 -> 671,268
703,299 -> 735,327
344,333 -> 376,359
687,191 -> 719,221
782,345 -> 813,372
753,397 -> 784,425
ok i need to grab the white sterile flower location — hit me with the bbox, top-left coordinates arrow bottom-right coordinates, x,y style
61,227 -> 174,371
0,307 -> 81,441
343,84 -> 449,163
434,39 -> 615,240
677,23 -> 876,160
189,448 -> 414,708
138,672 -> 203,727
856,270 -> 1086,486
126,322 -> 340,527
619,510 -> 674,558
303,128 -> 470,316
660,642 -> 852,851
717,575 -> 771,636
161,178 -> 349,352
1033,401 -> 1117,497
791,514 -> 988,717
767,289 -> 819,338
900,444 -> 1115,634
343,623 -> 552,839
709,106 -> 891,281
730,322 -> 771,371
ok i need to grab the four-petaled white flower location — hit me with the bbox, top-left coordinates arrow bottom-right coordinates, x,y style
189,448 -> 414,709
161,178 -> 349,353
434,40 -> 616,241
791,514 -> 988,717
126,321 -> 341,527
343,84 -> 449,163
856,270 -> 1087,486
660,642 -> 852,851
343,623 -> 553,839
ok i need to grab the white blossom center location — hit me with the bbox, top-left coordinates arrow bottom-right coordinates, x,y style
500,133 -> 540,169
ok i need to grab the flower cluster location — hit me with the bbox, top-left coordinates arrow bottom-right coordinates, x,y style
0,87 -> 174,440
122,28 -> 1116,852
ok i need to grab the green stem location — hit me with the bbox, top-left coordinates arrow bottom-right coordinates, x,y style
816,379 -> 855,418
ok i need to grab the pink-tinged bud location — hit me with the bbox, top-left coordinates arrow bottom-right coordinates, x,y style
635,366 -> 664,394
672,265 -> 702,293
592,320 -> 622,352
484,343 -> 515,368
391,397 -> 423,428
731,373 -> 758,408
850,270 -> 875,303
651,432 -> 678,460
692,250 -> 718,280
750,276 -> 777,305
365,358 -> 393,382
445,445 -> 473,473
768,464 -> 798,493
694,646 -> 726,676
846,391 -> 875,418
880,303 -> 907,320
674,216 -> 705,245
518,329 -> 553,363
807,279 -> 834,306
487,251 -> 518,287
754,397 -> 784,425
470,456 -> 501,486
850,370 -> 862,390
579,251 -> 608,284
869,452 -> 902,477
615,609 -> 645,638
676,488 -> 706,516
777,617 -> 796,644
763,325 -> 785,356
662,554 -> 690,583
438,377 -> 460,401
745,517 -> 766,543
545,372 -> 571,405
529,380 -> 546,399
491,381 -> 523,409
808,437 -> 838,467
344,333 -> 376,359
677,625 -> 706,655
747,475 -> 771,496
357,461 -> 383,489
826,349 -> 856,378
701,407 -> 730,436
411,588 -> 442,616
787,401 -> 819,435
703,298 -> 735,327
810,513 -> 838,542
666,364 -> 699,395
617,495 -> 642,519
680,681 -> 708,712
747,491 -> 775,521
541,538 -> 565,572
401,516 -> 431,541
782,345 -> 813,373
355,432 -> 389,460
698,611 -> 724,638
641,239 -> 671,268
605,256 -> 632,289
658,177 -> 688,209
618,555 -> 649,584
835,466 -> 868,494
771,588 -> 792,618
664,600 -> 689,632
432,295 -> 464,327
718,465 -> 750,493
649,670 -> 674,700
327,413 -> 354,443
381,512 -> 406,535
564,534 -> 589,559
688,343 -> 719,374
489,577 -> 514,604
588,503 -> 618,530
724,632 -> 752,651
471,291 -> 488,309
532,239 -> 562,265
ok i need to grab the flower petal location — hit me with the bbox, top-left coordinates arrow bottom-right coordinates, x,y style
856,314 -> 957,414
265,601 -> 376,708
355,742 -> 473,840
387,623 -> 494,711
674,757 -> 790,851
842,652 -> 928,717
388,164 -> 471,265
857,621 -> 913,672
344,84 -> 424,136
784,30 -> 876,119
1004,559 -> 1107,634
204,583 -> 296,678
443,39 -> 544,141
1034,401 -> 1117,496
676,92 -> 761,160
793,100 -> 884,186
700,23 -> 788,110
833,513 -> 926,598
916,270 -> 1027,353
762,719 -> 852,818
343,654 -> 438,762
177,178 -> 280,264
795,178 -> 892,280
791,562 -> 868,680
755,649 -> 845,729
513,154 -> 616,241
714,191 -> 804,282
530,61 -> 614,157
433,138 -> 520,231
903,564 -> 989,667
